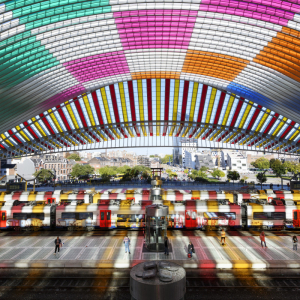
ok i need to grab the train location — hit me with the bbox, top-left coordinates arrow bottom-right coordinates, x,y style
1,188 -> 300,231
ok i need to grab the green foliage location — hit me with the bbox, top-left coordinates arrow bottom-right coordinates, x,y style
256,172 -> 267,188
211,169 -> 225,179
269,158 -> 277,169
161,154 -> 173,164
100,173 -> 111,183
184,169 -> 189,174
96,166 -> 118,177
270,159 -> 286,177
200,166 -> 209,172
197,170 -> 208,179
67,153 -> 81,161
170,172 -> 178,178
251,157 -> 270,169
116,165 -> 131,174
96,165 -> 151,181
34,169 -> 53,181
283,161 -> 300,175
166,169 -> 172,175
141,170 -> 151,181
70,164 -> 95,178
188,169 -> 208,180
227,170 -> 240,183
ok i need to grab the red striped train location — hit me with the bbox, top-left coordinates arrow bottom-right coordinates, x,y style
1,188 -> 300,231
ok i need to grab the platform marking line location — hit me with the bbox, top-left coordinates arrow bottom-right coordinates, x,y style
10,248 -> 28,260
75,239 -> 94,260
206,237 -> 227,260
262,239 -> 292,260
251,237 -> 285,260
271,238 -> 300,259
43,249 -> 57,260
58,247 -> 72,260
107,239 -> 119,260
245,238 -> 274,260
91,238 -> 107,260
195,243 -> 209,260
0,248 -> 17,259
220,240 -> 241,260
30,238 -> 43,247
231,238 -> 265,261
25,247 -> 45,260
0,237 -> 19,247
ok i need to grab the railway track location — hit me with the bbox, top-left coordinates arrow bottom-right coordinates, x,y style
0,274 -> 300,300
0,276 -> 300,289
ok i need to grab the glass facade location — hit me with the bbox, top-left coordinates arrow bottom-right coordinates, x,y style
1,0 -> 300,155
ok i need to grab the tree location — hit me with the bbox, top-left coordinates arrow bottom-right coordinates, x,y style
211,169 -> 225,180
169,172 -> 178,178
188,169 -> 208,180
199,166 -> 209,172
67,153 -> 81,161
96,166 -> 118,177
166,169 -> 172,176
283,161 -> 300,178
161,154 -> 173,164
188,169 -> 198,180
269,158 -> 276,169
34,169 -> 53,182
227,170 -> 240,184
141,170 -> 151,181
271,159 -> 286,178
184,169 -> 189,174
197,170 -> 208,179
116,165 -> 131,174
256,172 -> 267,189
70,164 -> 95,179
251,157 -> 270,170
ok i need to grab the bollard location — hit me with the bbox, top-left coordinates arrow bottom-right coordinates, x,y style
130,261 -> 186,300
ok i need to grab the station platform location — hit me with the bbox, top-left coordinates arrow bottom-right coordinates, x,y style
0,232 -> 300,269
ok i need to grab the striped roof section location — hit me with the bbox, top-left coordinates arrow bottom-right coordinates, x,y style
1,0 -> 300,155
1,79 -> 300,157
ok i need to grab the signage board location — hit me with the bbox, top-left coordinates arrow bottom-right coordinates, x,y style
6,182 -> 26,192
291,181 -> 300,190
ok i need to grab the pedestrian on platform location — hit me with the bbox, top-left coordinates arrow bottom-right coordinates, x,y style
260,231 -> 267,247
123,235 -> 130,254
164,237 -> 169,256
221,228 -> 226,245
54,236 -> 62,255
293,235 -> 298,251
188,242 -> 194,258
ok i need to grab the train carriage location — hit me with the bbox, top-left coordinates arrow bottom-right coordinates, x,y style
1,189 -> 300,231
0,200 -> 55,230
55,199 -> 147,230
162,200 -> 241,230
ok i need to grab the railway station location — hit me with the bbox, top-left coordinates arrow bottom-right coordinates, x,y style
1,0 -> 300,298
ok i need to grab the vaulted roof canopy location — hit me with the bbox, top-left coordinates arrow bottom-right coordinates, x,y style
1,0 -> 300,156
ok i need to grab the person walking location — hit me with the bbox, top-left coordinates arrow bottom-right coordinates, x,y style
164,237 -> 169,256
221,228 -> 226,245
293,235 -> 298,251
54,236 -> 62,255
123,235 -> 130,254
188,242 -> 194,258
260,231 -> 267,248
